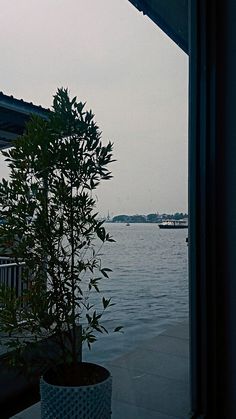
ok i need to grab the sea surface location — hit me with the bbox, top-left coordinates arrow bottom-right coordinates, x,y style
83,222 -> 188,363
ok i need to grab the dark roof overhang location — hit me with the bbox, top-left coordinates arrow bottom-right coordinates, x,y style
0,92 -> 50,150
128,0 -> 189,54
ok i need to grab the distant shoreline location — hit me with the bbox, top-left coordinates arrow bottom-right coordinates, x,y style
104,212 -> 188,224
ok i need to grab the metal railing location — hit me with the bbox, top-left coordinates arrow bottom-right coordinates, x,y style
0,257 -> 26,298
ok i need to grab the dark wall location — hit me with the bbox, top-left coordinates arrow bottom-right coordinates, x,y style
189,0 -> 236,417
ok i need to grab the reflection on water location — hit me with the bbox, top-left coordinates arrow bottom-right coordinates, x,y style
83,223 -> 188,363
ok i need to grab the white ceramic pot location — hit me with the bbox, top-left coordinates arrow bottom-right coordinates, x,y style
40,362 -> 112,419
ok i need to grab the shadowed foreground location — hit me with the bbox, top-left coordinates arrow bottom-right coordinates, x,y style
11,321 -> 189,419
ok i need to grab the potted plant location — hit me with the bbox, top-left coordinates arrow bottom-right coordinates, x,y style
0,88 -> 121,418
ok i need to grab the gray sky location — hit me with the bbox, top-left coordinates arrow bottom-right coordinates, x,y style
0,0 -> 188,217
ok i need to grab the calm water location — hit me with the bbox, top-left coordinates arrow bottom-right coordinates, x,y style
84,223 -> 188,363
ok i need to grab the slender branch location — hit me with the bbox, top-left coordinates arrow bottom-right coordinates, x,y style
70,172 -> 77,366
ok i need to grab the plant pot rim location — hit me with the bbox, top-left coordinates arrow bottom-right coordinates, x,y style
41,362 -> 112,389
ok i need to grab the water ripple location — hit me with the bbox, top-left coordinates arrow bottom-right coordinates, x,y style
84,223 -> 188,363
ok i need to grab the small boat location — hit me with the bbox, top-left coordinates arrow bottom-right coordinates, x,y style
126,223 -> 130,226
158,219 -> 188,229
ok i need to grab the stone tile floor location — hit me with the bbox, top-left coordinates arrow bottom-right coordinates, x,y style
11,321 -> 190,419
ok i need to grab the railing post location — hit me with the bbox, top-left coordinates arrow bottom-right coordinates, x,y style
0,260 -> 26,299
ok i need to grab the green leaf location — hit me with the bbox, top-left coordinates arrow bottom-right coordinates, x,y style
102,297 -> 111,309
100,267 -> 112,278
114,326 -> 123,333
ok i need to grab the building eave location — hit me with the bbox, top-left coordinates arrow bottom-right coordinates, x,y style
0,92 -> 50,150
128,0 -> 189,54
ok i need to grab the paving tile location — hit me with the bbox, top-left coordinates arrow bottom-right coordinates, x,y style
10,322 -> 190,419
112,400 -> 179,419
109,364 -> 190,418
162,323 -> 189,340
107,349 -> 189,383
10,403 -> 40,419
144,335 -> 189,358
12,400 -> 181,419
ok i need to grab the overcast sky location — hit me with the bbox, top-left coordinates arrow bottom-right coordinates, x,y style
0,0 -> 188,217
